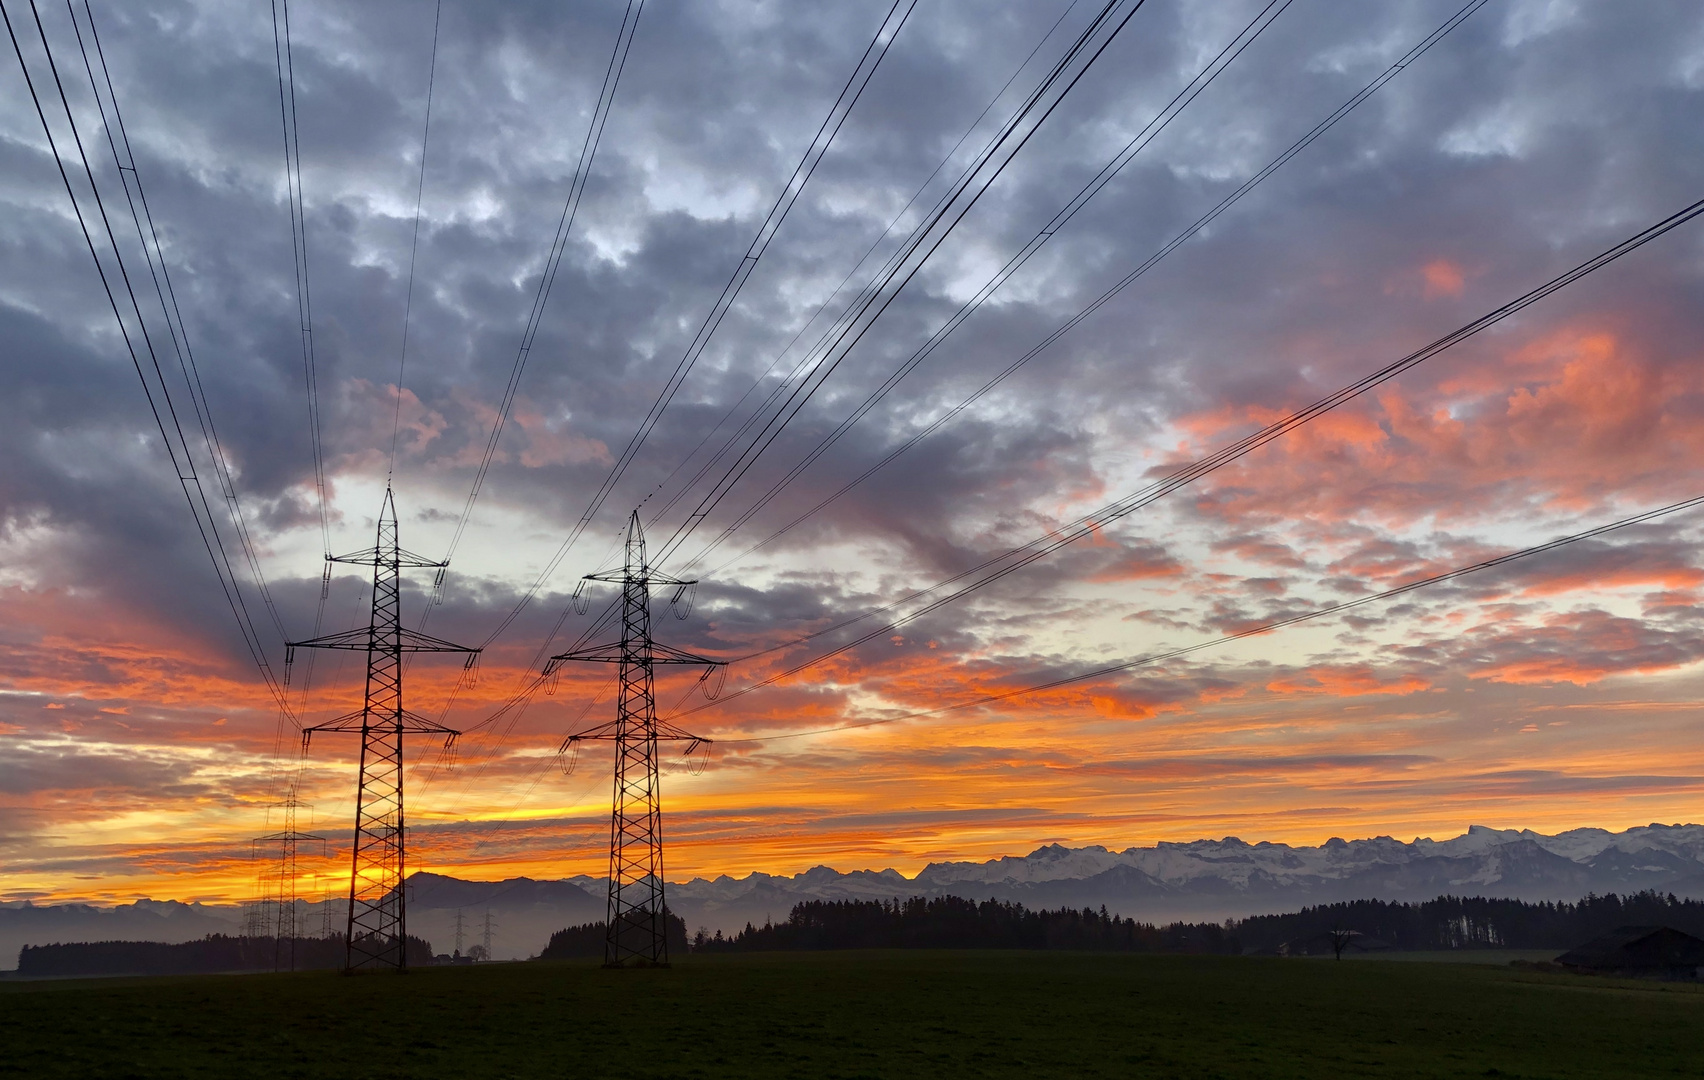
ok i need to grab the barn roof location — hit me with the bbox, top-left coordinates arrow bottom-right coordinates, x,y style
1557,926 -> 1704,972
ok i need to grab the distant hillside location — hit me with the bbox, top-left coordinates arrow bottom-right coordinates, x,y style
9,824 -> 1703,963
16,934 -> 431,977
403,872 -> 605,961
0,899 -> 240,974
658,823 -> 1704,930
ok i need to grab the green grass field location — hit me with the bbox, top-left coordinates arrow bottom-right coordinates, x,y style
2,951 -> 1699,1078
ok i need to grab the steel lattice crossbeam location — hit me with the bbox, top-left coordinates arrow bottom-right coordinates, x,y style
288,488 -> 480,972
548,511 -> 720,966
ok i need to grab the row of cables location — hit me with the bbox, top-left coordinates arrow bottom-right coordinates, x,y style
3,0 -> 298,720
421,0 -> 1159,794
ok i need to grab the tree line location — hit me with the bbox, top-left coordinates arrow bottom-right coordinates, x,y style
689,896 -> 1233,953
675,891 -> 1704,955
539,913 -> 689,960
16,933 -> 434,976
1233,891 -> 1704,953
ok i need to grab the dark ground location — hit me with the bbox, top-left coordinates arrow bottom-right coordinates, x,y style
1,950 -> 1699,1078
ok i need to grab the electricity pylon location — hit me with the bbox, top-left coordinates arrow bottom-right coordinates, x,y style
481,910 -> 496,960
547,511 -> 720,967
288,486 -> 480,972
249,783 -> 325,971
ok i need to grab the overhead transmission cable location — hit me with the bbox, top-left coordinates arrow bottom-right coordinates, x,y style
4,0 -> 292,716
633,0 -> 1111,548
688,0 -> 1489,577
70,0 -> 310,804
414,580 -> 623,804
664,0 -> 1296,573
636,0 -> 1085,538
425,0 -> 647,604
270,0 -> 334,725
425,1 -> 1076,790
697,493 -> 1704,745
668,189 -> 1704,719
454,0 -> 1148,754
388,0 -> 443,483
406,4 -> 651,793
642,0 -> 1163,570
422,0 -> 925,793
474,0 -> 918,654
73,0 -> 294,649
271,0 -> 331,568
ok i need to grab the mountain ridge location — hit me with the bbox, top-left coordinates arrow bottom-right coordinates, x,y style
7,823 -> 1703,964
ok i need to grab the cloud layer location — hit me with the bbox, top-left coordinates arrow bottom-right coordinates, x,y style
3,0 -> 1704,901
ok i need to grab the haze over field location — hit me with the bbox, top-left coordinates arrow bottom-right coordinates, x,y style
3,0 -> 1704,908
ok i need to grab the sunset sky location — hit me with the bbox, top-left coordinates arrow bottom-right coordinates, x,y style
4,0 -> 1704,905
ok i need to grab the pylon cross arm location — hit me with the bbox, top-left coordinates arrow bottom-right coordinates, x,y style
549,641 -> 724,667
287,627 -> 480,655
326,544 -> 448,568
304,707 -> 460,740
582,568 -> 695,587
561,720 -> 708,748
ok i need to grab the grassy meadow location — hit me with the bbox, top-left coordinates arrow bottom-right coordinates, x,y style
1,950 -> 1699,1078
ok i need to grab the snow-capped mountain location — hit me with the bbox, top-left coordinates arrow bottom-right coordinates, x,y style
0,899 -> 241,975
8,824 -> 1703,966
654,823 -> 1704,932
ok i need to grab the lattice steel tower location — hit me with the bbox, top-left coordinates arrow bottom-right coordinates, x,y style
249,782 -> 325,971
288,487 -> 480,971
548,511 -> 719,966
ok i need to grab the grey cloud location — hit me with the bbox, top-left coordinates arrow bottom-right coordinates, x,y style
5,0 -> 1704,876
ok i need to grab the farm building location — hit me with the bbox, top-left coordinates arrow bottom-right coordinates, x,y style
1557,926 -> 1704,980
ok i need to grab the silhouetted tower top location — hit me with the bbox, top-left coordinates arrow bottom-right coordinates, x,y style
289,486 -> 480,972
547,511 -> 720,966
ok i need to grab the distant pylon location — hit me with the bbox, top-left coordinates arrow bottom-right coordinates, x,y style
249,782 -> 326,971
319,886 -> 341,940
288,486 -> 481,972
547,511 -> 721,967
453,909 -> 466,956
481,910 -> 496,960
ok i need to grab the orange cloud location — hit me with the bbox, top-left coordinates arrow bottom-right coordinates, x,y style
1265,665 -> 1431,698
1421,259 -> 1465,298
1173,323 -> 1704,531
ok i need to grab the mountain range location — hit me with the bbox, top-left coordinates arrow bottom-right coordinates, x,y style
6,823 -> 1702,965
650,822 -> 1704,935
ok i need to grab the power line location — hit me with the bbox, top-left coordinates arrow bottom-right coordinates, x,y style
634,0 -> 1108,549
4,0 -> 291,715
446,0 -> 1085,757
270,0 -> 334,730
420,0 -> 645,623
388,0 -> 443,483
705,493 -> 1704,745
693,0 -> 1491,578
475,0 -> 918,652
73,0 -> 310,794
72,0 -> 295,650
637,0 -> 1085,537
669,0 -> 1296,575
425,0 -> 927,789
671,188 -> 1704,717
271,0 -> 331,564
412,587 -> 624,811
642,0 -> 1158,570
451,0 -> 1152,768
